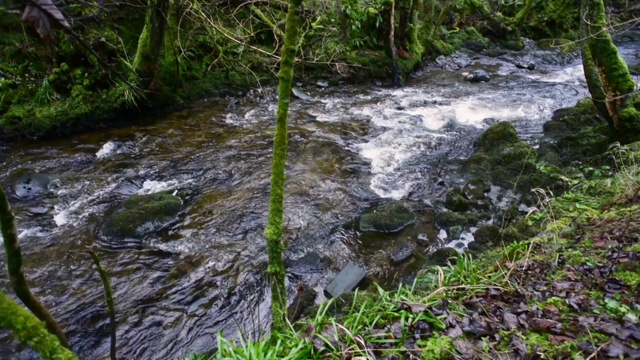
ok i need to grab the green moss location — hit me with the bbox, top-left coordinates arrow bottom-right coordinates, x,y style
0,290 -> 78,360
614,270 -> 640,287
103,192 -> 182,239
418,334 -> 454,359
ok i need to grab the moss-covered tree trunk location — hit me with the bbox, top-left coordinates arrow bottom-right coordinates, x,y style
0,290 -> 78,360
133,0 -> 171,88
264,0 -> 303,333
389,0 -> 401,87
580,0 -> 638,135
89,250 -> 117,360
0,187 -> 70,349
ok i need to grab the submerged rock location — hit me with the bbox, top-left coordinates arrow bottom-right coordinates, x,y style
14,173 -> 52,199
102,192 -> 182,239
390,243 -> 416,265
465,70 -> 490,82
360,204 -> 416,233
445,188 -> 469,212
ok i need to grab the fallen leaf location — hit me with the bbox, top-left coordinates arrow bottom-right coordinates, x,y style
549,335 -> 574,345
400,301 -> 427,314
530,318 -> 562,334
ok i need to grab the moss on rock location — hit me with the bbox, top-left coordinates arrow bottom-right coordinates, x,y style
102,192 -> 182,239
360,203 -> 417,233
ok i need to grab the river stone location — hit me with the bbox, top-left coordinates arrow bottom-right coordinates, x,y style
292,87 -> 312,100
475,122 -> 519,153
465,69 -> 490,82
448,226 -> 463,240
325,262 -> 367,298
445,188 -> 469,212
463,178 -> 490,201
102,192 -> 182,239
390,243 -> 415,265
473,225 -> 501,246
360,204 -> 416,233
435,211 -> 468,229
14,173 -> 52,199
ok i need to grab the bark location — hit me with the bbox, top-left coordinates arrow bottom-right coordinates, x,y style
581,0 -> 637,133
264,0 -> 303,333
389,0 -> 401,87
133,0 -> 171,88
0,186 -> 70,349
89,250 -> 117,360
0,290 -> 78,360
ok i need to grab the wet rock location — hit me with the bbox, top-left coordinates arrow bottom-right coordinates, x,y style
543,99 -> 604,142
473,225 -> 501,246
359,204 -> 416,233
465,69 -> 490,82
466,122 -> 553,192
292,87 -> 312,100
425,247 -> 458,267
462,178 -> 490,201
316,80 -> 329,88
390,243 -> 415,265
448,226 -> 463,240
475,121 -> 520,153
416,233 -> 431,246
14,173 -> 52,199
102,192 -> 182,239
434,52 -> 471,71
515,61 -> 536,70
288,287 -> 318,322
325,262 -> 367,298
445,188 -> 469,212
436,211 -> 469,229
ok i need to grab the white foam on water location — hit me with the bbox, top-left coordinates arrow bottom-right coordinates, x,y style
138,179 -> 186,194
18,227 -> 48,239
54,180 -> 120,226
96,141 -> 118,159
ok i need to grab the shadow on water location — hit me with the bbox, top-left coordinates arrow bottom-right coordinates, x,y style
1,40 -> 638,359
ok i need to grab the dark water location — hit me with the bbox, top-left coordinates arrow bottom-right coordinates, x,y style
1,39 -> 638,359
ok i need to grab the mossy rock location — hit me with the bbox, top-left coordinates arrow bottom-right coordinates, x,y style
445,188 -> 469,213
435,211 -> 469,229
462,178 -> 490,201
555,125 -> 613,165
425,247 -> 458,267
102,192 -> 182,239
473,225 -> 502,246
543,99 -> 604,141
359,204 -> 416,233
475,122 -> 520,153
501,217 -> 542,244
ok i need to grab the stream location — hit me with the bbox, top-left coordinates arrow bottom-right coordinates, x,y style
1,38 -> 639,359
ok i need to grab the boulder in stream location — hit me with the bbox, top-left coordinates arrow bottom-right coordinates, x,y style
389,243 -> 415,265
465,69 -> 490,82
102,192 -> 182,239
360,204 -> 416,233
14,173 -> 52,199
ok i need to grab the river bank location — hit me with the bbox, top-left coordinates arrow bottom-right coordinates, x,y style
4,0 -> 634,140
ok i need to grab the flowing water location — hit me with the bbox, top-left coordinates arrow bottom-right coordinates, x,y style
1,39 -> 639,359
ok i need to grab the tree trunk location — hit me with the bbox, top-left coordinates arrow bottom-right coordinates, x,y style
389,0 -> 401,87
133,0 -> 171,88
0,290 -> 78,360
89,249 -> 117,360
581,0 -> 637,133
0,186 -> 70,349
264,0 -> 303,333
